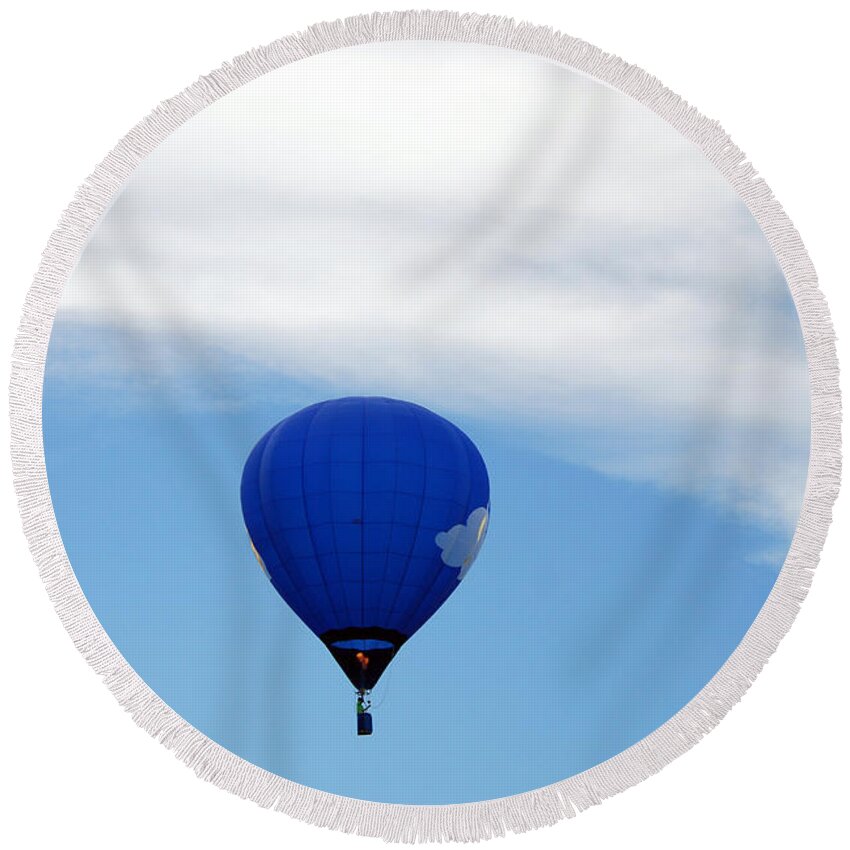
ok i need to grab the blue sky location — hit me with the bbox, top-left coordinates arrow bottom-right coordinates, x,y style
41,42 -> 809,804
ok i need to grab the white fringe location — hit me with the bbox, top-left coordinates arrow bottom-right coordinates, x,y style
8,9 -> 841,843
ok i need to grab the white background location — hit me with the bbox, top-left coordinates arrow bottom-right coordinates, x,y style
1,2 -> 847,848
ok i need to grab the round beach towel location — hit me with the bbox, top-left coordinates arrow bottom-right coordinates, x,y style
10,10 -> 840,842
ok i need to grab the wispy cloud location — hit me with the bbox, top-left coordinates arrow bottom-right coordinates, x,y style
50,41 -> 809,534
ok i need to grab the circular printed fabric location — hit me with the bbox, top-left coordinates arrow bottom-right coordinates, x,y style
31,26 -> 822,824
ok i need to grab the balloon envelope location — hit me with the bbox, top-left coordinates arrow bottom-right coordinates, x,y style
240,397 -> 490,690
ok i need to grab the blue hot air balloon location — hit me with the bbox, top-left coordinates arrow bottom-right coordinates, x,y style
240,397 -> 490,725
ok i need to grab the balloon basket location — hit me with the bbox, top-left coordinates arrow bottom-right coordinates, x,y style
357,712 -> 373,736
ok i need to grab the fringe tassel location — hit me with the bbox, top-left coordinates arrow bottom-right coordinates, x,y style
8,9 -> 841,843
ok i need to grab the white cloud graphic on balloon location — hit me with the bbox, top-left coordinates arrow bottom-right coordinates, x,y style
435,506 -> 490,580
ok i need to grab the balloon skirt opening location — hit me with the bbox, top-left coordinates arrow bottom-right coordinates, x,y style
321,627 -> 408,691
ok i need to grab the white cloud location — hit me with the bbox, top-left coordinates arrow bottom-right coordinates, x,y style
55,41 -> 810,534
435,507 -> 490,580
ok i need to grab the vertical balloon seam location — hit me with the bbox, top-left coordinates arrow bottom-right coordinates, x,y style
320,410 -> 356,630
383,403 -> 430,633
359,398 -> 366,629
263,412 -> 328,634
247,427 -> 310,624
310,405 -> 353,631
256,421 -> 318,630
407,418 -> 476,631
302,403 -> 347,633
376,404 -> 400,628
